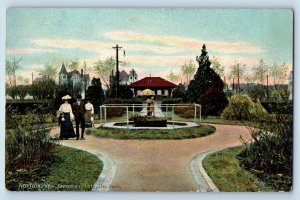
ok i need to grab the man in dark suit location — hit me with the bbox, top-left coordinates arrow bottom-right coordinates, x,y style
72,94 -> 86,140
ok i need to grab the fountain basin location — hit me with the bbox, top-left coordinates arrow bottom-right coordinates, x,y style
101,121 -> 200,130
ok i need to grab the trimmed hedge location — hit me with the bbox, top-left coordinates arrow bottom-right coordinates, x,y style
6,100 -> 54,115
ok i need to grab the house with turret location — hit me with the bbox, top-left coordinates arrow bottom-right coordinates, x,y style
59,63 -> 90,98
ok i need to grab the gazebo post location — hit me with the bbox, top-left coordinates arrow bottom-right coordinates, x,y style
199,105 -> 202,123
133,104 -> 135,114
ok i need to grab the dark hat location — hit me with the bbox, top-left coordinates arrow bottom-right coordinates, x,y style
76,94 -> 82,100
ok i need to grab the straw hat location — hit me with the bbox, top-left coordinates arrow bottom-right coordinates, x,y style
62,95 -> 72,100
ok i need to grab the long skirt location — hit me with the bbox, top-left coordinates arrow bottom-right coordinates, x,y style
85,110 -> 93,128
59,112 -> 75,139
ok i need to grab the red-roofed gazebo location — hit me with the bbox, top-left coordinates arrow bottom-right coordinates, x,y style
129,77 -> 177,97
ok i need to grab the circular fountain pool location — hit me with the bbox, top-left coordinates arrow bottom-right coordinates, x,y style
102,121 -> 200,130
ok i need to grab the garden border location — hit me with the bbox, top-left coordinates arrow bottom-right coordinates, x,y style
59,143 -> 118,192
189,144 -> 244,192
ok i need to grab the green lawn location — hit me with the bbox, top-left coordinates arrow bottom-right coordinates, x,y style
202,147 -> 272,192
86,125 -> 215,140
20,146 -> 103,191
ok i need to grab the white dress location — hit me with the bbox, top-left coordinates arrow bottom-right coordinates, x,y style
59,102 -> 74,120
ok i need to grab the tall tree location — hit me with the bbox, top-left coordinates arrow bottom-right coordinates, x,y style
172,83 -> 185,99
6,57 -> 22,86
252,59 -> 268,84
181,59 -> 196,84
93,56 -> 116,91
85,78 -> 106,114
31,79 -> 57,99
228,61 -> 246,93
38,63 -> 58,79
270,62 -> 289,85
16,76 -> 30,85
68,61 -> 80,71
186,44 -> 224,103
211,56 -> 225,78
167,70 -> 180,83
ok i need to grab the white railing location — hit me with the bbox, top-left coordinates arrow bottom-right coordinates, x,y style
99,103 -> 202,126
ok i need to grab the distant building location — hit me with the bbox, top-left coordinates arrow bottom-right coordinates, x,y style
129,77 -> 177,97
33,76 -> 53,84
119,69 -> 138,85
58,63 -> 90,98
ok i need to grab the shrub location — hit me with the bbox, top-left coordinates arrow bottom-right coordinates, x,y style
100,99 -> 144,119
5,105 -> 58,190
5,100 -> 56,123
174,106 -> 196,119
238,108 -> 292,191
260,101 -> 293,114
198,87 -> 228,118
221,94 -> 267,121
248,85 -> 266,100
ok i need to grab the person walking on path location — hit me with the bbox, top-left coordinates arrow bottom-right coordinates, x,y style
73,94 -> 86,140
85,99 -> 94,128
57,95 -> 76,140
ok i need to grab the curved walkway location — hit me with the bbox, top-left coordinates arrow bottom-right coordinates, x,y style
50,124 -> 251,192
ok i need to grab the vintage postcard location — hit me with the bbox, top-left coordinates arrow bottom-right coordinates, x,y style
5,8 -> 293,192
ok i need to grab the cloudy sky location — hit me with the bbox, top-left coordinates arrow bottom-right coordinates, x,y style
6,8 -> 293,83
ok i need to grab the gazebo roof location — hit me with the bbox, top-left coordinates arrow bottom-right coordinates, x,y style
129,77 -> 177,88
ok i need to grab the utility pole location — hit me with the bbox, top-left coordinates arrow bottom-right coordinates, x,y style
112,44 -> 122,98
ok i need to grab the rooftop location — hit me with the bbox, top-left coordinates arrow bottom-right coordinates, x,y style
129,77 -> 177,88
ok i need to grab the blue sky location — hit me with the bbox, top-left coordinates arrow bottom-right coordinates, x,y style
6,8 -> 293,82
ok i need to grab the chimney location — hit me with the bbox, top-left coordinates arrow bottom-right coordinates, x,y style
81,69 -> 83,78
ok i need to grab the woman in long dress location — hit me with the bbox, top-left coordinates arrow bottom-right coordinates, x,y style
85,99 -> 94,128
58,95 -> 76,139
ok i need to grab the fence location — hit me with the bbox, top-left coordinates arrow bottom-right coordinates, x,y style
99,103 -> 202,126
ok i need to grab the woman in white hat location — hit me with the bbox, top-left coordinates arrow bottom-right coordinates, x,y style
57,95 -> 75,139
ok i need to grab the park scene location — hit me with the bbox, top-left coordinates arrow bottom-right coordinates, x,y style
5,8 -> 293,192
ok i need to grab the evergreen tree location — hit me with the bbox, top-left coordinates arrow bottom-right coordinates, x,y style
172,83 -> 186,99
109,84 -> 134,99
85,78 -> 106,114
186,44 -> 224,103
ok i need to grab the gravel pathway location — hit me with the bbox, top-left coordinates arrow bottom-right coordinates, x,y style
50,123 -> 251,192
